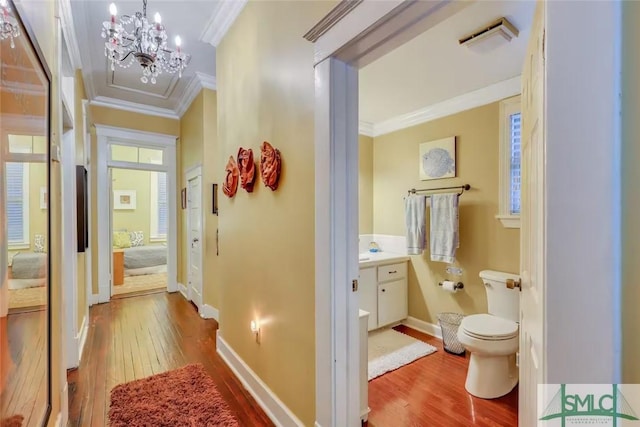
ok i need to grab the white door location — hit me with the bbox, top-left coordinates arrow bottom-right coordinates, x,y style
187,175 -> 203,309
519,2 -> 545,426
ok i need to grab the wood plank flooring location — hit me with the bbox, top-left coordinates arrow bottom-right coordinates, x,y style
1,310 -> 47,427
366,325 -> 518,427
67,292 -> 272,427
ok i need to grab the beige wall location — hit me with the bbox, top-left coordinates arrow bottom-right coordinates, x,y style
111,168 -> 155,245
359,135 -> 373,234
217,1 -> 333,424
372,103 -> 520,324
622,0 -> 640,383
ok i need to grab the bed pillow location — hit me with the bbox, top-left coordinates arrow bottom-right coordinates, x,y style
113,231 -> 131,249
129,231 -> 144,247
34,234 -> 46,253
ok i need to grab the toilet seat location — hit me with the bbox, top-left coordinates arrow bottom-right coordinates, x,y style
461,314 -> 518,341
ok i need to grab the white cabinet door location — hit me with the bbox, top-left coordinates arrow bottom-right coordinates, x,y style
377,279 -> 407,327
359,267 -> 378,331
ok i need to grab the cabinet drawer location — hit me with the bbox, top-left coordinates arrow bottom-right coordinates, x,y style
377,262 -> 407,282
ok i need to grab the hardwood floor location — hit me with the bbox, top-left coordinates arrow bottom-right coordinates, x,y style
67,292 -> 272,427
366,325 -> 518,427
1,310 -> 47,427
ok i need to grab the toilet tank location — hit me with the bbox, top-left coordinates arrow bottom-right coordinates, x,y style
479,270 -> 520,322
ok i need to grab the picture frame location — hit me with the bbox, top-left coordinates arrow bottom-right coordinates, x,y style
40,186 -> 47,209
113,190 -> 137,210
181,188 -> 187,209
212,183 -> 219,215
419,136 -> 456,181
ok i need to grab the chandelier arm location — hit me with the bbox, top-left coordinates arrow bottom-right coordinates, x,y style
120,51 -> 136,62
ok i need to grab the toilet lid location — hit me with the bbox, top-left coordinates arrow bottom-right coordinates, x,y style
461,314 -> 518,340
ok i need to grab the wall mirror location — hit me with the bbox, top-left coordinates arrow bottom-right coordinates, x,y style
0,0 -> 52,425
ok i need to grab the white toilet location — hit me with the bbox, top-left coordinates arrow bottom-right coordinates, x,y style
457,270 -> 520,399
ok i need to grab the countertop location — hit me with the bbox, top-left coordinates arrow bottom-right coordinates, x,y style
358,252 -> 410,268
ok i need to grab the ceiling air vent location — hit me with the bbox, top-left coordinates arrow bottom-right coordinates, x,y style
459,17 -> 519,53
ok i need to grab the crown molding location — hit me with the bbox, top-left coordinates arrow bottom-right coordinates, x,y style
59,0 -> 83,70
175,72 -> 217,117
358,121 -> 374,137
368,76 -> 521,137
91,96 -> 180,120
200,0 -> 248,47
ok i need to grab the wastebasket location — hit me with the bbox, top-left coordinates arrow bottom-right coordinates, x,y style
437,312 -> 465,355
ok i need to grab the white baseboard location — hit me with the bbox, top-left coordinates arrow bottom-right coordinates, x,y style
200,304 -> 219,321
88,293 -> 100,306
178,282 -> 188,299
217,335 -> 303,427
77,315 -> 89,363
61,382 -> 69,427
403,316 -> 442,340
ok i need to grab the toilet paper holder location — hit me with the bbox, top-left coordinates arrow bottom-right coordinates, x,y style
439,281 -> 464,290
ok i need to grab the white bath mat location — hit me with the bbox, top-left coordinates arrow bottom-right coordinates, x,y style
368,328 -> 437,380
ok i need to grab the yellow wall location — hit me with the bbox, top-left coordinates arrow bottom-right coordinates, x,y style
217,1 -> 334,423
359,135 -> 374,234
90,105 -> 180,136
74,70 -> 87,333
372,103 -> 520,324
622,0 -> 640,383
178,89 -> 220,308
202,90 -> 220,309
111,168 -> 157,245
178,91 -> 203,286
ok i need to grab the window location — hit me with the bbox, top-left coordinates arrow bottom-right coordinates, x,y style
497,96 -> 521,228
150,172 -> 168,241
6,162 -> 30,247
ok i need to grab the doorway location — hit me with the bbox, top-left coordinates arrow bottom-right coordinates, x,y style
308,1 -> 622,426
109,167 -> 169,298
95,126 -> 178,304
184,166 -> 203,310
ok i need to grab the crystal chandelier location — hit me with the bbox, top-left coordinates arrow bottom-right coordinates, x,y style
101,0 -> 189,84
0,0 -> 20,48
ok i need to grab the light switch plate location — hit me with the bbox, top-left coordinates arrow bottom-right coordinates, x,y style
51,145 -> 61,163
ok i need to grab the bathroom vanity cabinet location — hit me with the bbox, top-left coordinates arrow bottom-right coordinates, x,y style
359,258 -> 409,331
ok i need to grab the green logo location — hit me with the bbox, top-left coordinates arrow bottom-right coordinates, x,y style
540,384 -> 639,426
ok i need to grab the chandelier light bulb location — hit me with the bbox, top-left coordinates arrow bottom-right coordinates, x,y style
102,0 -> 189,84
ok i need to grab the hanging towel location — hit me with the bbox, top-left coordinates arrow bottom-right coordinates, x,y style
430,193 -> 459,263
404,195 -> 427,255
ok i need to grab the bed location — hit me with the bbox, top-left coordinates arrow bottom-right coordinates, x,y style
124,245 -> 167,276
8,252 -> 47,290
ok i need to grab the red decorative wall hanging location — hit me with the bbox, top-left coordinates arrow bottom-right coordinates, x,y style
260,141 -> 282,191
237,147 -> 256,193
223,156 -> 239,198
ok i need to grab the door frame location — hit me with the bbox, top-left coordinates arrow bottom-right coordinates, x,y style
95,125 -> 178,303
307,1 -> 622,426
184,164 -> 204,310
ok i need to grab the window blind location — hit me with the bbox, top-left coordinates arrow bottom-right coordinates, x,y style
510,113 -> 522,215
6,162 -> 25,242
157,172 -> 168,236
